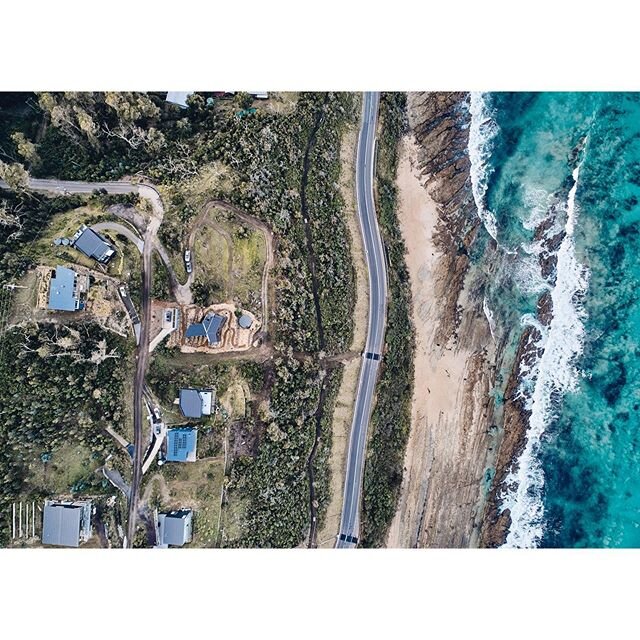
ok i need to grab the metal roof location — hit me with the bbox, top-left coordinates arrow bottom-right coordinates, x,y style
42,503 -> 82,547
47,266 -> 80,311
166,92 -> 193,108
179,388 -> 203,418
185,312 -> 226,345
166,427 -> 198,461
158,510 -> 193,546
238,314 -> 253,329
178,388 -> 213,419
73,226 -> 115,263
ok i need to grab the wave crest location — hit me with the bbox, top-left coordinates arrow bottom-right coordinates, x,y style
469,92 -> 499,242
500,164 -> 590,548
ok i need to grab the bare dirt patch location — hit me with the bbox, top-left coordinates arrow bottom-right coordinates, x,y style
166,302 -> 260,353
256,92 -> 299,115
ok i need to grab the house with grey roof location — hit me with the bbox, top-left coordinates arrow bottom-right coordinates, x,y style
47,266 -> 87,312
156,509 -> 193,547
41,500 -> 92,547
178,388 -> 214,419
71,225 -> 116,263
185,312 -> 226,346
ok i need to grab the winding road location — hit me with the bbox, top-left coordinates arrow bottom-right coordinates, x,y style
336,92 -> 388,549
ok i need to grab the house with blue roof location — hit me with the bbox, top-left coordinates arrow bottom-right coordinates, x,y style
185,312 -> 226,346
47,266 -> 85,311
166,427 -> 198,462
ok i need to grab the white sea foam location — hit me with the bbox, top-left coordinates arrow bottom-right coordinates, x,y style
468,92 -> 499,242
523,187 -> 554,231
483,296 -> 496,342
514,250 -> 549,296
500,164 -> 590,548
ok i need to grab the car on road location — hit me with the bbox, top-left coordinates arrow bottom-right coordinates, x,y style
118,285 -> 128,297
184,250 -> 192,274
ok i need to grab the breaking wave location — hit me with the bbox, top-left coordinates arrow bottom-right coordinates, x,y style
483,296 -> 496,341
469,92 -> 499,242
500,164 -> 590,548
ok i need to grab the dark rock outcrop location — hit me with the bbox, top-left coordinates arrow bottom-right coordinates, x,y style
408,92 -> 480,347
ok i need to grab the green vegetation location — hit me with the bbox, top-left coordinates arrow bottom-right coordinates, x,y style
145,459 -> 225,547
1,92 -> 361,547
361,93 -> 415,547
225,355 -> 323,547
191,207 -> 266,312
0,322 -> 133,545
151,251 -> 172,301
0,190 -> 85,282
311,368 -> 343,530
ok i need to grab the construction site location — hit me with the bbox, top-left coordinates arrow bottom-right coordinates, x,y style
150,301 -> 260,354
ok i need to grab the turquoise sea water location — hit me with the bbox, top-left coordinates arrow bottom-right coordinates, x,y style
473,93 -> 640,547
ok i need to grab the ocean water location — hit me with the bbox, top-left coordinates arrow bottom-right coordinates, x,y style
470,92 -> 640,548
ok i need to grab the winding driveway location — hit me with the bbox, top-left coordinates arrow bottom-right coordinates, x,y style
179,200 -> 274,332
91,221 -> 143,253
2,176 -> 163,547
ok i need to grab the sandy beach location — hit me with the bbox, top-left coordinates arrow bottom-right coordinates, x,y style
387,124 -> 497,548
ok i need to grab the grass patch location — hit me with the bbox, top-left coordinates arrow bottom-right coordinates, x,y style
193,224 -> 231,300
149,458 -> 225,547
231,225 -> 266,312
23,441 -> 114,497
191,206 -> 266,312
220,491 -> 250,545
31,205 -> 108,270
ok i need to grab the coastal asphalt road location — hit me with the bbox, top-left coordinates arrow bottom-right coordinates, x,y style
336,92 -> 387,549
